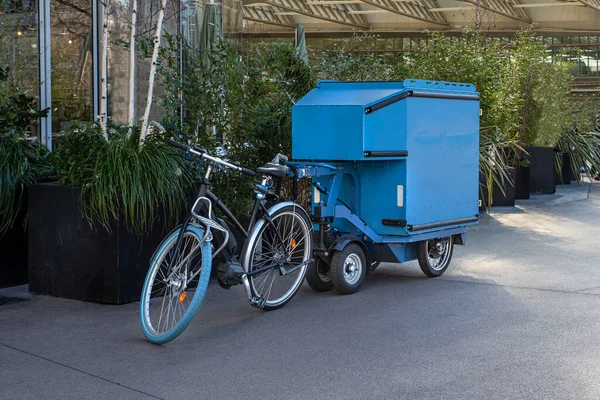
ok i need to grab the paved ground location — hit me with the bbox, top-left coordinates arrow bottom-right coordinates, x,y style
2,182 -> 600,400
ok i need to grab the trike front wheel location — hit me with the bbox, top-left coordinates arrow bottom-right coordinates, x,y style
330,243 -> 367,295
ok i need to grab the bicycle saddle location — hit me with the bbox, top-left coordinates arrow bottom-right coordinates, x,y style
256,162 -> 288,178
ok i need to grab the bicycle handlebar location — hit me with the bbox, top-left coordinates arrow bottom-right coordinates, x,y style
166,139 -> 255,176
166,139 -> 192,152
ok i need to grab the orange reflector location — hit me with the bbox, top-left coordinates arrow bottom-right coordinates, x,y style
291,239 -> 297,249
178,292 -> 187,303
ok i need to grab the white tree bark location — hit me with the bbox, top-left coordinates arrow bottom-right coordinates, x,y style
139,0 -> 168,147
99,0 -> 110,140
127,0 -> 137,134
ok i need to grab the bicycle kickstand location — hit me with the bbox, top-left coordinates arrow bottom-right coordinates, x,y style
240,274 -> 266,309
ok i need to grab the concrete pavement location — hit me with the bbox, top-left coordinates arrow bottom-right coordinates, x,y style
1,182 -> 600,400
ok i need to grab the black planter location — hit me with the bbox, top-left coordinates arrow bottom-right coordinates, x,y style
479,168 -> 516,207
493,167 -> 516,207
28,183 -> 172,304
555,151 -> 571,185
515,166 -> 530,200
527,147 -> 556,194
0,191 -> 28,288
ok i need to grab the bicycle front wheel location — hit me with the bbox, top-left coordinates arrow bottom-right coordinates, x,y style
140,224 -> 212,344
244,203 -> 313,311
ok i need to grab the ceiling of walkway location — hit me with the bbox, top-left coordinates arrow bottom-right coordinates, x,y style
241,0 -> 600,35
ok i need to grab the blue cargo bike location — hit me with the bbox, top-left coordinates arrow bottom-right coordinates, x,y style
140,78 -> 480,344
290,79 -> 481,294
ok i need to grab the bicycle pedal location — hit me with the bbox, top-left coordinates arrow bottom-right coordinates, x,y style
250,296 -> 266,309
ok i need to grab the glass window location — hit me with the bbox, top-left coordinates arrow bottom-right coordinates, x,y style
410,37 -> 419,50
50,0 -> 93,132
0,0 -> 39,138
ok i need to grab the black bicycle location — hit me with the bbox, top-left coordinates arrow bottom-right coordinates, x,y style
140,140 -> 313,344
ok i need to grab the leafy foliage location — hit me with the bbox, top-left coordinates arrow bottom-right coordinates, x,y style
0,74 -> 53,237
0,135 -> 53,237
52,124 -> 196,234
479,127 -> 525,211
555,129 -> 600,183
0,89 -> 48,136
159,39 -> 315,215
308,29 -> 591,208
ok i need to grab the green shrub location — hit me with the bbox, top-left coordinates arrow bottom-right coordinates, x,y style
0,79 -> 52,237
0,135 -> 53,237
159,38 -> 315,216
52,124 -> 196,234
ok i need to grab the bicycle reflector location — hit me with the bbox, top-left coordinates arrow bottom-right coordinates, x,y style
291,239 -> 297,249
179,292 -> 187,303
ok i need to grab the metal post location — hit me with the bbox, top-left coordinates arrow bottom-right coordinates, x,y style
475,0 -> 482,31
38,0 -> 52,149
92,0 -> 99,119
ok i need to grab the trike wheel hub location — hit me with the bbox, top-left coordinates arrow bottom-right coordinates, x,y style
343,253 -> 363,285
426,238 -> 451,271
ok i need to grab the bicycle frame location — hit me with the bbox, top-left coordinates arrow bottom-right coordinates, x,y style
168,156 -> 305,304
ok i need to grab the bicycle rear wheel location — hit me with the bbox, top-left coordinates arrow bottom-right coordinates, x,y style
244,203 -> 312,311
140,224 -> 212,344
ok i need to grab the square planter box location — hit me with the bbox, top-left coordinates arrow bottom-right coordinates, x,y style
28,183 -> 171,304
554,151 -> 571,185
515,166 -> 530,200
478,167 -> 516,208
527,147 -> 556,194
0,191 -> 28,288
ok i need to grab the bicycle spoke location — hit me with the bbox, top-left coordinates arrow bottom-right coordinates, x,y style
142,229 -> 206,337
248,208 -> 311,308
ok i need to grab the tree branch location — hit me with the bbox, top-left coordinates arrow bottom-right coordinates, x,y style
53,0 -> 91,17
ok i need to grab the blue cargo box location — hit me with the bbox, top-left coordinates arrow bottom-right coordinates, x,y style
292,79 -> 480,236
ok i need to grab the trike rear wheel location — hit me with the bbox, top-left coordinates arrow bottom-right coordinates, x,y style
330,243 -> 367,295
417,237 -> 453,277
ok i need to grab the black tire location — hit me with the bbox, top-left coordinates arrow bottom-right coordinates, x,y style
417,237 -> 454,277
245,203 -> 313,311
305,259 -> 333,292
330,243 -> 367,295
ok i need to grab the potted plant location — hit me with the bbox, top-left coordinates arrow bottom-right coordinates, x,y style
0,84 -> 52,288
555,127 -> 600,185
27,125 -> 196,304
554,149 -> 571,185
515,157 -> 530,199
478,128 -> 520,210
554,98 -> 600,184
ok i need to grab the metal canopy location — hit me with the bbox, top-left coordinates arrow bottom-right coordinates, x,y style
242,0 -> 600,33
252,0 -> 370,29
244,4 -> 297,27
578,0 -> 600,11
460,0 -> 532,24
361,0 -> 447,26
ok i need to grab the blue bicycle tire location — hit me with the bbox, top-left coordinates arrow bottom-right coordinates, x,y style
140,224 -> 212,344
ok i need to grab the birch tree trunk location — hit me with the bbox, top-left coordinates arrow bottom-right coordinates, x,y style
99,0 -> 110,140
139,0 -> 168,147
127,0 -> 137,133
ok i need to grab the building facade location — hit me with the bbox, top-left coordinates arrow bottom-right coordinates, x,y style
1,0 -> 599,146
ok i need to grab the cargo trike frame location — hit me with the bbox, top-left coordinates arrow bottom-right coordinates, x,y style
289,161 -> 478,294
